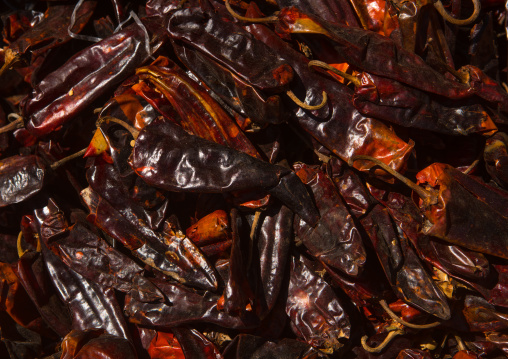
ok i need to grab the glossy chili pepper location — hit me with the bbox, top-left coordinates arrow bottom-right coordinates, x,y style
360,205 -> 451,319
147,331 -> 185,359
463,295 -> 508,332
60,329 -> 137,359
0,155 -> 45,207
35,200 -> 132,340
124,277 -> 259,329
293,163 -> 366,276
129,117 -> 319,226
171,327 -> 223,359
14,251 -> 72,337
286,254 -> 351,352
172,41 -> 287,125
275,0 -> 361,27
167,6 -> 294,93
19,22 -> 150,138
242,4 -> 414,174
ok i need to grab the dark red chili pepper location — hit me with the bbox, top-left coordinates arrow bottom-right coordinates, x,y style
129,117 -> 319,226
19,22 -> 150,138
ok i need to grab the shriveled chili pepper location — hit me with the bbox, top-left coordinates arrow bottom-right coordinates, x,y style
1,22 -> 151,138
60,329 -> 137,359
128,117 -> 319,226
293,163 -> 366,276
241,3 -> 414,174
171,327 -> 223,359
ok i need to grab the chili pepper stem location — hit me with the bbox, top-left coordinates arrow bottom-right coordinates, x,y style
454,333 -> 467,351
308,60 -> 361,87
0,49 -> 21,78
224,0 -> 279,23
379,300 -> 441,329
433,0 -> 481,25
361,330 -> 404,353
0,116 -> 24,135
286,90 -> 328,110
50,148 -> 87,170
349,155 -> 438,207
17,231 -> 27,258
97,116 -> 140,140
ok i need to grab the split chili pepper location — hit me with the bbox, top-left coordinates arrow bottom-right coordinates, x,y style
128,117 -> 319,226
293,163 -> 366,276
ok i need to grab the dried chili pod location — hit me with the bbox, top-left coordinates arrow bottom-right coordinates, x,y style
171,327 -> 223,359
35,200 -> 132,340
275,0 -> 360,27
484,132 -> 508,188
134,57 -> 262,158
0,155 -> 45,207
18,21 -> 150,138
82,186 -> 219,291
14,251 -> 72,337
167,7 -> 293,93
361,205 -> 451,319
242,4 -> 414,174
60,329 -> 137,359
350,71 -> 497,136
254,203 -> 293,315
124,277 -> 259,329
286,254 -> 351,352
416,163 -> 508,259
129,118 -> 319,226
173,41 -> 286,125
1,2 -> 97,75
293,163 -> 366,276
186,210 -> 230,247
147,331 -> 185,359
223,334 -> 325,359
46,222 -> 164,302
463,295 -> 508,332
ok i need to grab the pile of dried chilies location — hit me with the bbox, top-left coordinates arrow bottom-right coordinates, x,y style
1,0 -> 508,357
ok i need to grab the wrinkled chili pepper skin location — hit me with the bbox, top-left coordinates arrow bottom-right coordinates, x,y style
276,0 -> 360,27
0,155 -> 46,207
124,277 -> 259,329
173,41 -> 286,125
417,163 -> 508,260
21,22 -> 150,138
35,200 -> 132,340
254,204 -> 293,315
484,132 -> 508,188
134,57 -> 262,159
353,72 -> 497,135
8,2 -> 96,61
286,255 -> 351,351
46,222 -> 165,302
167,7 -> 293,93
274,8 -> 473,99
146,330 -> 185,359
293,163 -> 366,276
171,327 -> 223,359
129,118 -> 319,226
223,334 -> 324,359
60,329 -> 138,359
361,205 -> 451,319
14,251 -> 72,337
243,5 -> 414,174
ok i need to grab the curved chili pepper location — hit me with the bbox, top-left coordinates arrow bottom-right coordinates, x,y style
129,118 -> 319,226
